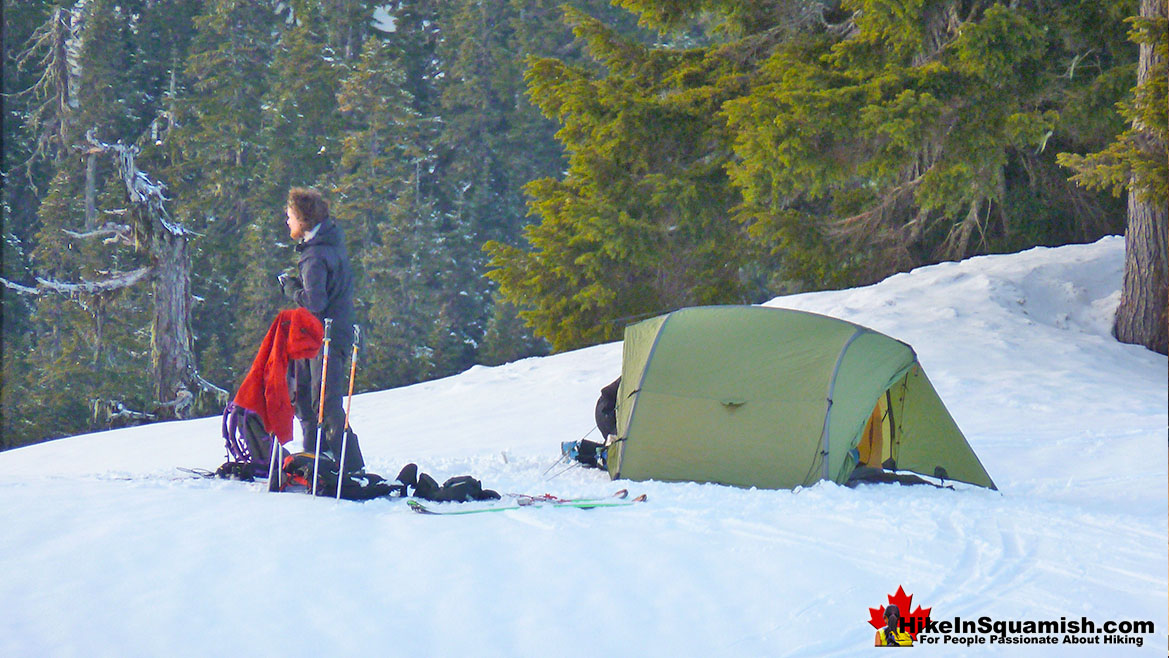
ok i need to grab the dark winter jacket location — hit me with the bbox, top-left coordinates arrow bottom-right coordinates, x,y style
293,217 -> 355,347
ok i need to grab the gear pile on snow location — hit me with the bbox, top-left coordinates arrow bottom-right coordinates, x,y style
393,463 -> 501,503
275,454 -> 500,503
280,452 -> 398,500
561,439 -> 609,469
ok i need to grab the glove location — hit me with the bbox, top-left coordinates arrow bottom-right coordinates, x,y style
278,273 -> 302,300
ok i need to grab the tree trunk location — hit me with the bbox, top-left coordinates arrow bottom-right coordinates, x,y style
1114,193 -> 1168,354
150,227 -> 197,418
104,137 -> 225,417
84,149 -> 98,229
3,135 -> 228,420
1113,0 -> 1168,355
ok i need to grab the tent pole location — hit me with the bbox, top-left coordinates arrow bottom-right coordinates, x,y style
819,328 -> 868,481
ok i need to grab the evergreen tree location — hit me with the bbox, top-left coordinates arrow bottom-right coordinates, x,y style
318,0 -> 378,61
19,0 -> 1145,445
21,169 -> 100,441
2,0 -> 60,447
71,0 -> 142,143
7,0 -> 650,444
720,0 -> 1133,286
3,0 -> 186,444
439,0 -> 523,244
486,7 -> 752,350
440,0 -> 566,365
165,0 -> 278,386
238,1 -> 345,366
358,0 -> 488,379
431,0 -> 518,372
332,34 -> 431,387
1059,0 -> 1167,354
478,298 -> 548,366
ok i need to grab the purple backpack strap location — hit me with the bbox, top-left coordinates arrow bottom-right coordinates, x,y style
222,402 -> 252,463
222,402 -> 279,478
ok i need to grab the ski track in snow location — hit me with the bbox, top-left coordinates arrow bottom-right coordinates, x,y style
0,237 -> 1165,657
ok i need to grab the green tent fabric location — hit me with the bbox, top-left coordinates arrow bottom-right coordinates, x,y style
605,306 -> 996,490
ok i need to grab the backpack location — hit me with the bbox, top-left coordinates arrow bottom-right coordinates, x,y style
560,438 -> 609,469
594,377 -> 621,439
221,402 -> 285,479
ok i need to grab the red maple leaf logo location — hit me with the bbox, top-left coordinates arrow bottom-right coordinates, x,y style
868,586 -> 932,640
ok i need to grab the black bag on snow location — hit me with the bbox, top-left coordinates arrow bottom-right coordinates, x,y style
413,472 -> 501,503
280,452 -> 402,500
394,463 -> 500,502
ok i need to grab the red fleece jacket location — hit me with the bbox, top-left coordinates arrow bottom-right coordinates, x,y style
234,308 -> 324,444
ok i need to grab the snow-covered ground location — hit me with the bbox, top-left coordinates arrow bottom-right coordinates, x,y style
1,236 -> 1164,656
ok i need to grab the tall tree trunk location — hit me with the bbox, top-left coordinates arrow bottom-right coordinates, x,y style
1113,0 -> 1168,355
3,135 -> 226,422
151,227 -> 196,417
104,135 -> 225,417
84,149 -> 98,228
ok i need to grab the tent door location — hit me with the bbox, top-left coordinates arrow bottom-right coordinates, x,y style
857,390 -> 895,467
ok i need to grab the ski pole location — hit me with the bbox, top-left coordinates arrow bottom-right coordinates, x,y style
541,425 -> 597,477
267,435 -> 283,492
336,324 -> 360,501
311,318 -> 333,497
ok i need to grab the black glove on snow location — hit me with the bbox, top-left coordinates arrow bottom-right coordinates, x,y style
278,273 -> 302,300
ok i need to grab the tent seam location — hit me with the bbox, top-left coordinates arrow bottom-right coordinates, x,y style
616,311 -> 675,478
819,327 -> 868,481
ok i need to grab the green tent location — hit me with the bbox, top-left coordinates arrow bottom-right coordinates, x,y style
606,306 -> 996,490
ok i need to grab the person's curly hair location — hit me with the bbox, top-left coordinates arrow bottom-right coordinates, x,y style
287,187 -> 329,228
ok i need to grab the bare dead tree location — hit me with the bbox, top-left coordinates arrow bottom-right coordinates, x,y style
93,132 -> 228,416
1,130 -> 227,421
11,7 -> 79,175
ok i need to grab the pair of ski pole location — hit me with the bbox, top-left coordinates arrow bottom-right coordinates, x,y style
311,321 -> 362,500
266,319 -> 361,499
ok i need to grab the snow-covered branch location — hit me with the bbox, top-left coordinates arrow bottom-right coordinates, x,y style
92,399 -> 156,425
82,131 -> 189,238
62,222 -> 135,246
155,389 -> 195,418
0,266 -> 153,297
192,372 -> 230,402
0,278 -> 40,295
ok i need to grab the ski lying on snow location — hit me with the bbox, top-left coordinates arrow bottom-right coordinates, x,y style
506,488 -> 629,505
175,467 -> 218,479
408,491 -> 647,515
175,467 -> 268,484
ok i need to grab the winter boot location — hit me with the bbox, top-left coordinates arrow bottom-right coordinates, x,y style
396,463 -> 419,488
561,440 -> 580,460
300,420 -> 319,453
413,472 -> 440,500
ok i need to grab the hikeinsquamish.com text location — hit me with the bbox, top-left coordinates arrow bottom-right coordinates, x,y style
906,616 -> 1155,648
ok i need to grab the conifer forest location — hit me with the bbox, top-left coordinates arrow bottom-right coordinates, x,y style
2,0 -> 1165,448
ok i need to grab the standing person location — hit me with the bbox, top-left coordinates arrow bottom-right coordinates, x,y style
279,187 -> 365,473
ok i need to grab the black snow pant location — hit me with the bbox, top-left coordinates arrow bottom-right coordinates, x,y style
290,344 -> 365,473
